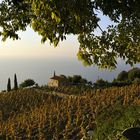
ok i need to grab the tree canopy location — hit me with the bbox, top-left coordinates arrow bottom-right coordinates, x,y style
19,79 -> 35,88
0,0 -> 140,68
117,70 -> 128,81
115,67 -> 140,84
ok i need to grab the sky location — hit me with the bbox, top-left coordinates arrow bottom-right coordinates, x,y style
0,26 -> 139,91
0,27 -> 79,59
0,1 -> 139,90
0,0 -> 114,60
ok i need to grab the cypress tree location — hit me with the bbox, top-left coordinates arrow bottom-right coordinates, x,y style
14,74 -> 18,90
7,78 -> 11,92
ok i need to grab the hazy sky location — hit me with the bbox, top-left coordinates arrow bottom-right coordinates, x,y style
0,2 -> 113,60
0,2 -> 139,90
0,26 -> 139,91
0,0 -> 114,60
0,27 -> 79,59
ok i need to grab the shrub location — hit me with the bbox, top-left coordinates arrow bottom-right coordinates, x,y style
117,71 -> 128,81
20,79 -> 36,88
128,68 -> 140,81
133,78 -> 140,85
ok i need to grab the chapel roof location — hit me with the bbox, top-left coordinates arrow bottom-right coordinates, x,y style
50,75 -> 64,81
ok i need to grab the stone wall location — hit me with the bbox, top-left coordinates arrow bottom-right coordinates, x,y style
47,79 -> 59,87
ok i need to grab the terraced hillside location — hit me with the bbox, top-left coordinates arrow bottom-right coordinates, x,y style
0,85 -> 140,139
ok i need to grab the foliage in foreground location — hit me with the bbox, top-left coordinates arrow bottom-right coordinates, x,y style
0,0 -> 140,68
0,85 -> 140,139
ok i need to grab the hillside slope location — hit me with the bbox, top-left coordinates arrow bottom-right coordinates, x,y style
0,85 -> 140,139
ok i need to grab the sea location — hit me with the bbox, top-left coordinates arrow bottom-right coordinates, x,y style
0,57 -> 139,91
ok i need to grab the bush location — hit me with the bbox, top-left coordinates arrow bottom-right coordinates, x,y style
117,71 -> 128,81
133,78 -> 140,85
95,78 -> 109,87
128,68 -> 140,81
19,79 -> 36,88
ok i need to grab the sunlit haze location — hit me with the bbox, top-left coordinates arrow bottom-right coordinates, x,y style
0,27 -> 79,59
0,8 -> 139,91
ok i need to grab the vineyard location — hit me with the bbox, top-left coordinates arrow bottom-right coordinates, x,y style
0,85 -> 140,139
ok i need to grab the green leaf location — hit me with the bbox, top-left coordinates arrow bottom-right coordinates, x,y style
51,12 -> 61,23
